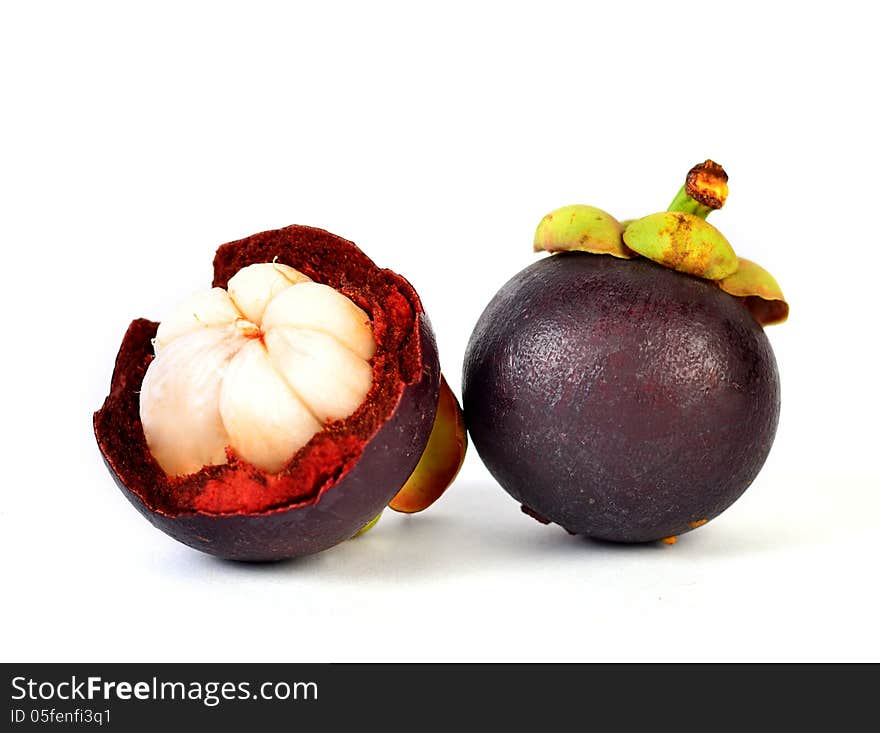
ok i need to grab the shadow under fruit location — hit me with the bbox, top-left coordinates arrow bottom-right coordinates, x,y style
463,161 -> 786,543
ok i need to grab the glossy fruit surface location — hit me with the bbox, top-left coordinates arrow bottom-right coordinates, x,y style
463,252 -> 780,542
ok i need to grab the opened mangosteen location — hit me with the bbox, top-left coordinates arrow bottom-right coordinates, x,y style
463,161 -> 787,544
94,225 -> 466,561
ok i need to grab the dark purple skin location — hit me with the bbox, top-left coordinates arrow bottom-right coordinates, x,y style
463,252 -> 780,542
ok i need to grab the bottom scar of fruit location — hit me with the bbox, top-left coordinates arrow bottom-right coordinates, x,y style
388,376 -> 467,513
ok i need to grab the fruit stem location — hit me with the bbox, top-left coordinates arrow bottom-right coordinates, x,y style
667,160 -> 729,219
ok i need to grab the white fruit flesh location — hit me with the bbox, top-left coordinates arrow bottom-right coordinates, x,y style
139,262 -> 376,476
226,262 -> 312,324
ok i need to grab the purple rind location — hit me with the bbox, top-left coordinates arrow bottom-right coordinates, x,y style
463,252 -> 780,543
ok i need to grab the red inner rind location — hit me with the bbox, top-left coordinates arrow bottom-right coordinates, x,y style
94,225 -> 425,517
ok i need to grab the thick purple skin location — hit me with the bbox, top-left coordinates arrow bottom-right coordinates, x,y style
463,252 -> 780,542
97,317 -> 439,561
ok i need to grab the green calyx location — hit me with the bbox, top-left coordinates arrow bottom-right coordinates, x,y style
532,160 -> 788,326
623,211 -> 738,280
534,205 -> 635,258
718,258 -> 789,325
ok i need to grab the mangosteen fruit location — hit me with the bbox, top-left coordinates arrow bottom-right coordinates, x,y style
463,161 -> 787,544
94,225 -> 466,561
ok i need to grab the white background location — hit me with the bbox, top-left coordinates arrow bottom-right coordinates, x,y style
2,1 -> 877,662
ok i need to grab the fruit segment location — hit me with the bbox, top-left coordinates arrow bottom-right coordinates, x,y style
227,262 -> 312,323
140,327 -> 247,476
219,340 -> 323,474
153,288 -> 241,352
262,282 -> 376,360
139,262 -> 376,477
264,327 -> 374,423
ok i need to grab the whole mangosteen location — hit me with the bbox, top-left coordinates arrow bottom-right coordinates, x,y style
463,161 -> 787,544
95,225 -> 466,561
